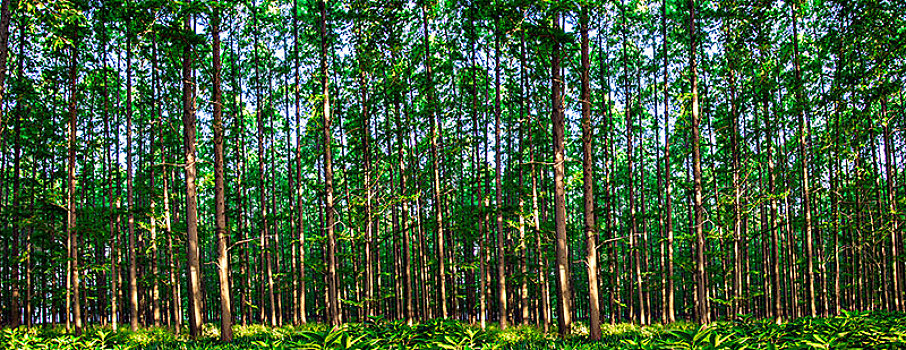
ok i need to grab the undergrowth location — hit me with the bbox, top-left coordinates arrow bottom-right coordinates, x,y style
2,311 -> 905,349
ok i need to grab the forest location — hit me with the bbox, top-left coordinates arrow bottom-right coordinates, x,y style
0,0 -> 905,348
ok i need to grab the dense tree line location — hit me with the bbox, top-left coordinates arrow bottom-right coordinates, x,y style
0,0 -> 904,342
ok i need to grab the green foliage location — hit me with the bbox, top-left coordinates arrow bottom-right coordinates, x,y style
4,313 -> 906,350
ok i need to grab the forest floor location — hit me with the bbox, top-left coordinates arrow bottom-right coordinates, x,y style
3,311 -> 906,349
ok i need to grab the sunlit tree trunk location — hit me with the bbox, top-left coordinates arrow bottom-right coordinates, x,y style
688,0 -> 710,324
210,6 -> 233,342
182,14 -> 204,339
319,0 -> 339,327
551,9 -> 572,337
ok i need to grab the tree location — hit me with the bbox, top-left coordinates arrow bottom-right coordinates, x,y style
688,0 -> 710,324
67,35 -> 83,336
492,4 -> 507,329
551,7 -> 572,337
210,4 -> 233,342
579,3 -> 601,340
181,13 -> 204,340
319,0 -> 340,328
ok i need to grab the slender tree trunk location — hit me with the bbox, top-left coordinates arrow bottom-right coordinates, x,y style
725,17 -> 743,317
101,34 -> 117,330
579,5 -> 601,340
551,10 -> 572,337
150,35 -> 162,329
0,0 -> 11,141
688,0 -> 710,324
356,18 -> 375,318
518,22 -> 529,327
293,0 -> 307,323
125,29 -> 139,332
881,97 -> 900,311
319,0 -> 339,327
492,10 -> 507,329
211,7 -> 233,342
182,14 -> 204,339
420,4 -> 448,319
764,73 -> 783,323
661,0 -> 675,321
9,23 -> 21,328
790,0 -> 817,316
67,41 -> 83,336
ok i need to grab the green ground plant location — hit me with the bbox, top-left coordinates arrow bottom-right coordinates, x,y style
3,312 -> 906,350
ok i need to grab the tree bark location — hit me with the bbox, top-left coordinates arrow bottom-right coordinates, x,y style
492,9 -> 507,329
211,6 -> 233,342
293,0 -> 307,323
579,5 -> 601,340
421,4 -> 448,320
790,0 -> 817,316
9,20 -> 21,328
661,0 -> 675,321
67,41 -> 83,335
125,26 -> 139,332
551,9 -> 572,337
688,0 -> 710,324
181,14 -> 204,339
319,0 -> 339,328
0,0 -> 11,141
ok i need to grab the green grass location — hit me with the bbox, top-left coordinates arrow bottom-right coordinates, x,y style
3,311 -> 906,349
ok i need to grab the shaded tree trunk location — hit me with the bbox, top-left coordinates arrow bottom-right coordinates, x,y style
492,9 -> 507,329
579,5 -> 601,340
67,41 -> 83,335
790,0 -> 817,316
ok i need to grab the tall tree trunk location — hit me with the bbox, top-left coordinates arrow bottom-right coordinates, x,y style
492,9 -> 507,329
150,34 -> 162,328
9,22 -> 22,328
764,73 -> 783,323
725,16 -> 743,317
355,12 -> 374,318
318,0 -> 339,327
293,0 -> 307,323
182,14 -> 204,339
101,32 -> 117,330
661,0 -> 675,321
790,0 -> 817,316
0,0 -> 11,141
579,5 -> 601,340
551,10 -> 572,337
421,4 -> 448,319
881,97 -> 900,311
67,41 -> 83,335
688,0 -> 710,324
125,28 -> 139,332
211,7 -> 233,342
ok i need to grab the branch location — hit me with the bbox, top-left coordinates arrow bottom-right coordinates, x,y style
228,237 -> 259,252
